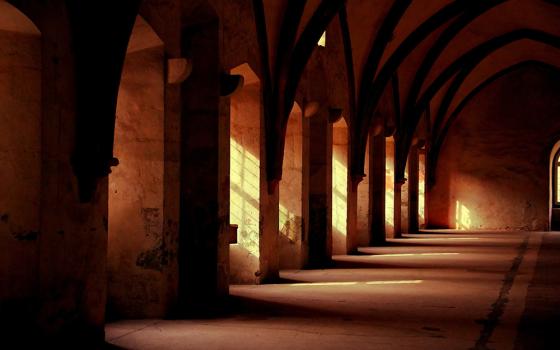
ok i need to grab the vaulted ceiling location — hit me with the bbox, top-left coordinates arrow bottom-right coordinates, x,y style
256,0 -> 560,186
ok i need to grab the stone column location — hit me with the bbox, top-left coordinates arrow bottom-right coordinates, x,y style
394,182 -> 403,238
370,133 -> 386,245
346,178 -> 358,253
259,134 -> 280,282
408,145 -> 419,233
259,188 -> 279,282
178,19 -> 226,315
306,108 -> 332,267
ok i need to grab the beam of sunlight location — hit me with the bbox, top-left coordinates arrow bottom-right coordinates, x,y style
405,237 -> 480,241
291,282 -> 357,287
230,138 -> 260,257
290,280 -> 424,287
365,280 -> 423,285
455,200 -> 472,230
318,31 -> 326,47
332,158 -> 347,235
279,204 -> 301,242
366,252 -> 460,258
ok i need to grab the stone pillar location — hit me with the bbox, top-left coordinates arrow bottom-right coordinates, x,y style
306,108 -> 332,267
394,182 -> 403,238
408,145 -> 419,233
346,178 -> 358,253
36,4 -> 109,342
346,120 -> 358,254
259,185 -> 279,282
370,133 -> 386,245
178,19 -> 226,315
259,96 -> 279,281
218,97 -> 230,293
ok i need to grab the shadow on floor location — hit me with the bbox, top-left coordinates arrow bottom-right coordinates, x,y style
514,232 -> 560,349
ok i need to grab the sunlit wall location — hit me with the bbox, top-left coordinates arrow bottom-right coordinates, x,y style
332,118 -> 348,254
419,152 -> 426,228
385,137 -> 395,237
229,64 -> 261,284
279,103 -> 303,269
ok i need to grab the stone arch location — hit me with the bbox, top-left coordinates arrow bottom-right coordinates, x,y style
0,2 -> 40,35
430,60 -> 560,184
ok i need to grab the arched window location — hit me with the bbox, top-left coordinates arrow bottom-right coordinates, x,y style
553,148 -> 560,208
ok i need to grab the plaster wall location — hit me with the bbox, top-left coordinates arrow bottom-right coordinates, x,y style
108,44 -> 166,318
429,65 -> 560,231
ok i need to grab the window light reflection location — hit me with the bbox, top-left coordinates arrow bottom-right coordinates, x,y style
290,280 -> 424,287
366,252 -> 460,258
455,200 -> 472,230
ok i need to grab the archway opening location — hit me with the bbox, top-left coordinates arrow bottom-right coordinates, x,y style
279,103 -> 304,269
332,118 -> 348,254
107,16 -> 166,320
229,63 -> 261,284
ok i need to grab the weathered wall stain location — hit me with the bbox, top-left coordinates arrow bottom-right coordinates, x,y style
11,230 -> 39,241
141,207 -> 160,239
136,229 -> 175,272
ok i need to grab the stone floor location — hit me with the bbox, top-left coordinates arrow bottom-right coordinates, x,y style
106,231 -> 560,349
